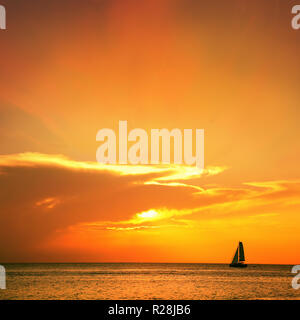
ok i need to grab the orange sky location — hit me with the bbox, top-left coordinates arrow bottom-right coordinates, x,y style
0,0 -> 300,264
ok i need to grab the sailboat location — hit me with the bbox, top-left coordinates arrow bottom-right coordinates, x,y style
229,241 -> 247,268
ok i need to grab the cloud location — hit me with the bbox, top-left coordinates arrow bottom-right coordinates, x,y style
0,152 -> 299,261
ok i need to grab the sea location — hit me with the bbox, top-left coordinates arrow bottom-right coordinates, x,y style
0,263 -> 299,300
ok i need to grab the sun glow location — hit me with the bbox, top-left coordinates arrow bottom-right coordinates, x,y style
137,209 -> 159,220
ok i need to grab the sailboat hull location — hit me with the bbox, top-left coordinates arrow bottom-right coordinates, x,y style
229,263 -> 247,268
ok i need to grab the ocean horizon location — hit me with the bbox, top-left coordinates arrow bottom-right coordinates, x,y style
0,263 -> 299,300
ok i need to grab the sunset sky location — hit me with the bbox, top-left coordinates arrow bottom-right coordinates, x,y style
0,0 -> 300,264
